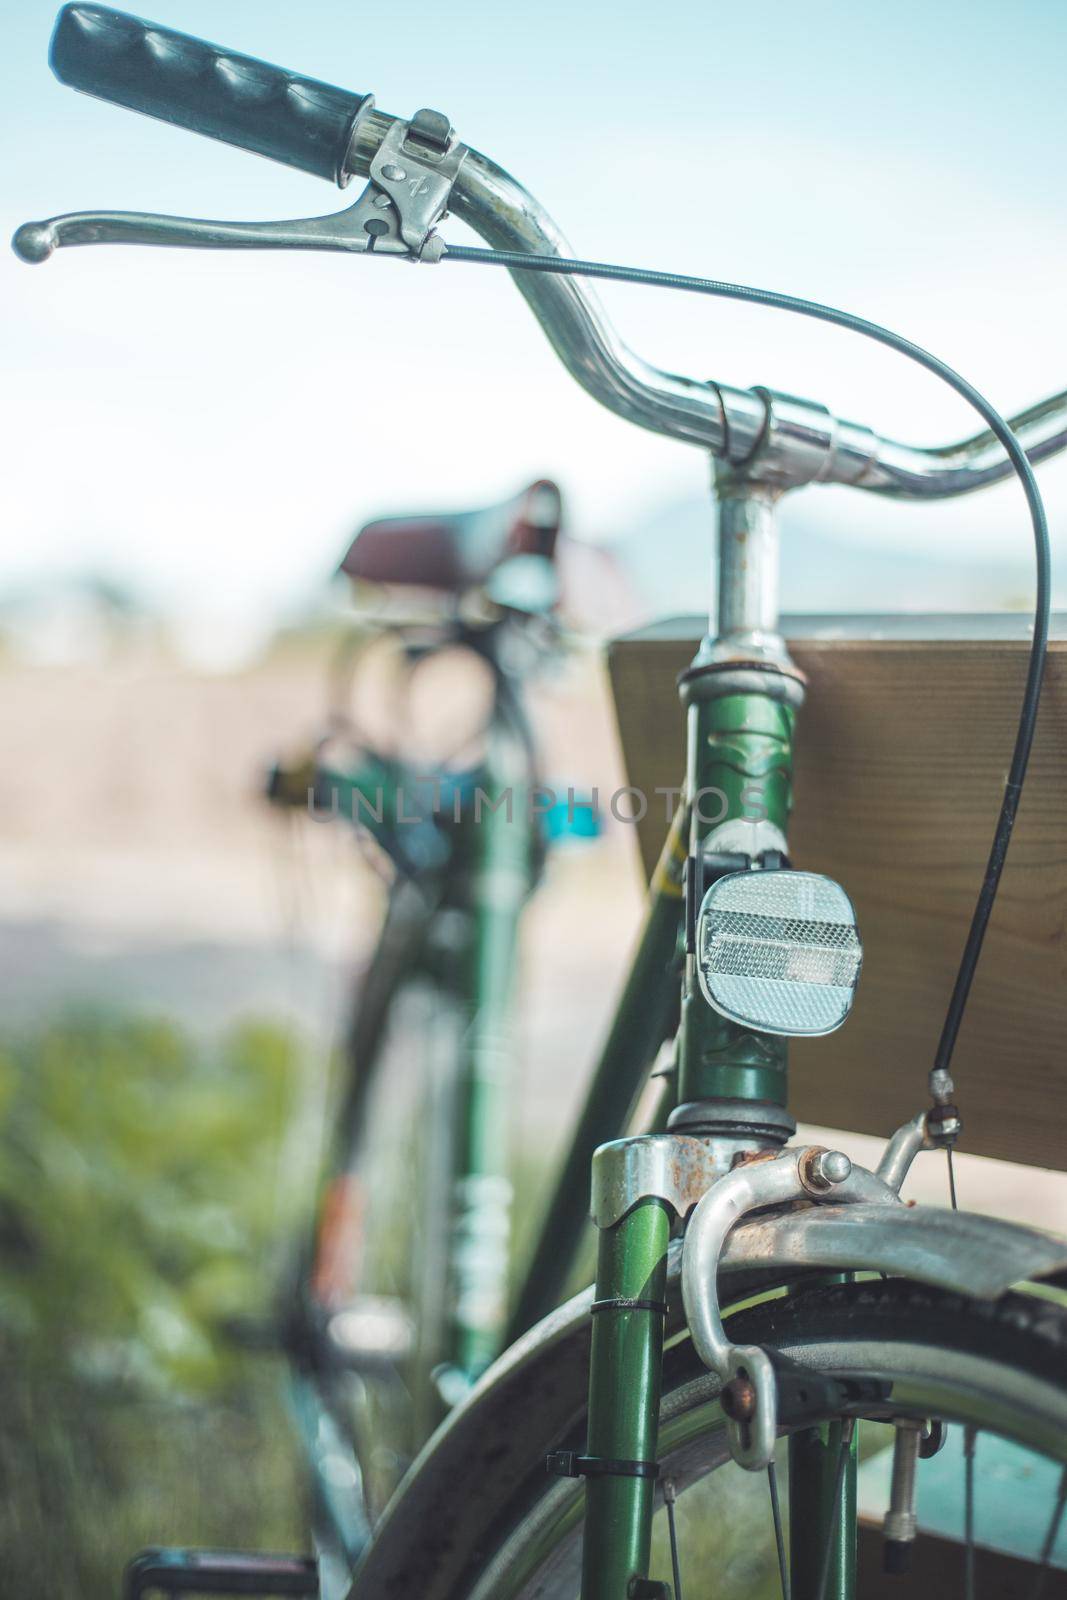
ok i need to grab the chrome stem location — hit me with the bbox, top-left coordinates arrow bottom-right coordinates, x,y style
707,468 -> 793,670
716,481 -> 781,648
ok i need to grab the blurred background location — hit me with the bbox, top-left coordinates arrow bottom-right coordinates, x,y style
2,0 -> 1067,1593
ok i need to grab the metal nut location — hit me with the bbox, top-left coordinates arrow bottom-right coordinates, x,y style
926,1105 -> 962,1145
799,1147 -> 852,1195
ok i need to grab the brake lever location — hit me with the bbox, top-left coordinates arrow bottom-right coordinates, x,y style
13,110 -> 466,266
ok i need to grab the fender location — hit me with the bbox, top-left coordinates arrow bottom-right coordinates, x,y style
348,1201 -> 1067,1599
722,1197 -> 1067,1298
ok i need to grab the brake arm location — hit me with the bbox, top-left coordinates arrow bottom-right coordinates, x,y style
681,1143 -> 900,1471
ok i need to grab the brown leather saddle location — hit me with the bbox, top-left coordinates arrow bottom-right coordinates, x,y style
339,480 -> 562,592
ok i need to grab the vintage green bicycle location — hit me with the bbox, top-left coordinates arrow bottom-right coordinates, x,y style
14,8 -> 1067,1599
260,479 -> 586,1586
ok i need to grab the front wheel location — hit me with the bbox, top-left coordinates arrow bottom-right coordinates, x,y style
350,1277 -> 1067,1599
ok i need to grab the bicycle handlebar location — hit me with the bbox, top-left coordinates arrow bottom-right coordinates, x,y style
354,116 -> 1067,500
18,7 -> 1067,499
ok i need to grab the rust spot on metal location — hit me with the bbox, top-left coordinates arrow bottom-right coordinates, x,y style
732,1149 -> 778,1170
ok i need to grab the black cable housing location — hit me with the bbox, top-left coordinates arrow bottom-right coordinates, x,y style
442,242 -> 1052,1087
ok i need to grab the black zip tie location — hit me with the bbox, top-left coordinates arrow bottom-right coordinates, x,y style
546,1451 -> 659,1480
590,1298 -> 668,1316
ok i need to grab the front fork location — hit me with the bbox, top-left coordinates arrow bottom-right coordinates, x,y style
579,1138 -> 859,1600
790,1414 -> 858,1597
580,1200 -> 673,1600
579,613 -> 855,1595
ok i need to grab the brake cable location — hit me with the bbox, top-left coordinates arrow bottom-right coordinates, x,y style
440,242 -> 1052,1120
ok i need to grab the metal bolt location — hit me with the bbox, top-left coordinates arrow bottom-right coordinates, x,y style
800,1147 -> 852,1194
819,1151 -> 852,1185
380,163 -> 406,181
721,1374 -> 757,1421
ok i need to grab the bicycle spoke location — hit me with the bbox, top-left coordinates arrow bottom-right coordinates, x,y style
767,1457 -> 790,1600
947,1148 -> 959,1211
662,1475 -> 683,1600
814,1418 -> 855,1600
1029,1463 -> 1067,1600
963,1424 -> 976,1600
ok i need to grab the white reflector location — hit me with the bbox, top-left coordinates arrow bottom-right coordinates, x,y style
696,870 -> 862,1037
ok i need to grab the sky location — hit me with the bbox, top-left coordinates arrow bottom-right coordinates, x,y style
3,0 -> 1066,659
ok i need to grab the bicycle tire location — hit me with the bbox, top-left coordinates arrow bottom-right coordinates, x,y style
347,1276 -> 1067,1599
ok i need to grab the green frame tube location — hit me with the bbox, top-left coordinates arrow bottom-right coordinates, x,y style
677,688 -> 794,1107
789,1420 -> 858,1598
507,801 -> 688,1342
446,726 -> 535,1381
788,1271 -> 858,1600
580,1199 -> 672,1600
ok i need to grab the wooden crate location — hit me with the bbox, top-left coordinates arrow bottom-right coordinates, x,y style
607,614 -> 1067,1172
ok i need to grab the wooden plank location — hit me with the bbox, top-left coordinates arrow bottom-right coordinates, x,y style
607,615 -> 1067,1172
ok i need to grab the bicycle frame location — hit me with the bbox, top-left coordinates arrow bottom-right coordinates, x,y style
14,17 -> 1067,1596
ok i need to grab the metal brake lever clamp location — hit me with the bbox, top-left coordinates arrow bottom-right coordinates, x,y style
13,109 -> 467,265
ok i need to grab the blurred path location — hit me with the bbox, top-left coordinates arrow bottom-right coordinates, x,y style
2,652 -> 1064,1232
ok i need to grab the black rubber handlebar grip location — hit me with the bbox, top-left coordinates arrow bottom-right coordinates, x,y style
49,5 -> 373,185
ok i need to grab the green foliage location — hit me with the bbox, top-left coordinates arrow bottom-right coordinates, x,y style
0,1367 -> 305,1598
0,1011 -> 311,1597
0,1011 -> 307,1393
